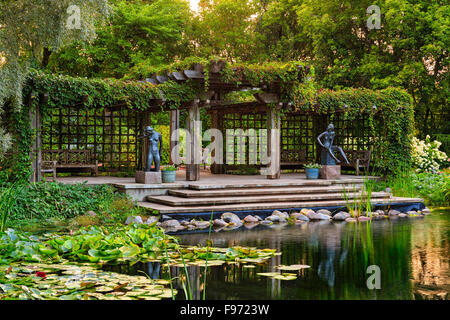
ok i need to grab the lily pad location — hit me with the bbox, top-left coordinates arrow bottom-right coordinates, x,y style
276,264 -> 311,271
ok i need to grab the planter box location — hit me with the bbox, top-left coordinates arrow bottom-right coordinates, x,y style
305,168 -> 320,179
161,170 -> 176,183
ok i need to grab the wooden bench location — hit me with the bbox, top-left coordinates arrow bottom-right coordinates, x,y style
41,150 -> 99,177
341,149 -> 371,176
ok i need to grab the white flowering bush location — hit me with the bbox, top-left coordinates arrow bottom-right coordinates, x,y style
411,135 -> 448,173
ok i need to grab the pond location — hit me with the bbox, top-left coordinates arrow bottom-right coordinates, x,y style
113,208 -> 449,300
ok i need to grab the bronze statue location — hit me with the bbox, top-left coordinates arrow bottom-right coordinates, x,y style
140,126 -> 163,172
317,124 -> 349,165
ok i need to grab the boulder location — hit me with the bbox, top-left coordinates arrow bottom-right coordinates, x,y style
125,215 -> 144,225
145,216 -> 159,225
291,212 -> 309,221
358,216 -> 371,221
160,219 -> 181,229
271,210 -> 289,219
161,215 -> 172,221
316,209 -> 332,216
243,222 -> 259,229
193,220 -> 211,229
422,207 -> 431,213
266,215 -> 282,222
332,211 -> 351,221
180,220 -> 190,226
375,210 -> 385,216
388,209 -> 401,216
221,212 -> 242,225
213,219 -> 228,228
345,217 -> 357,222
243,215 -> 259,223
300,208 -> 315,216
254,215 -> 263,221
260,220 -> 273,225
398,213 -> 408,218
308,212 -> 331,220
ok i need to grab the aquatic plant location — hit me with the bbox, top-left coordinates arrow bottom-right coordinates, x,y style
0,224 -> 278,267
0,184 -> 23,232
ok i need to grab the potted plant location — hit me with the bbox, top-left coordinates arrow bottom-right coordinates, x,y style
304,163 -> 322,179
161,165 -> 177,183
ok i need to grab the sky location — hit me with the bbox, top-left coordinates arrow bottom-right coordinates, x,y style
189,0 -> 200,12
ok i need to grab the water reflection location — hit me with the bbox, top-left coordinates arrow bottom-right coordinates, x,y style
120,210 -> 448,300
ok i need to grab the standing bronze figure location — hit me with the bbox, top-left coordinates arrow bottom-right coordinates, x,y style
140,126 -> 163,172
317,124 -> 350,165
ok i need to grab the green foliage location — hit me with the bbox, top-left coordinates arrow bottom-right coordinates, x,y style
375,169 -> 450,206
0,224 -> 278,266
304,163 -> 322,169
1,182 -> 122,224
294,86 -> 415,173
47,0 -> 192,78
0,0 -> 110,158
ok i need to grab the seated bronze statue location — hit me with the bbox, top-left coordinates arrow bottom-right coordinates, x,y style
316,124 -> 349,165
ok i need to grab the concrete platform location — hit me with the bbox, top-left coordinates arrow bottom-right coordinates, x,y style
146,192 -> 391,206
168,185 -> 364,198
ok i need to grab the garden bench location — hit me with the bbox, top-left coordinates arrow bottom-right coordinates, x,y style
41,149 -> 99,176
341,149 -> 371,176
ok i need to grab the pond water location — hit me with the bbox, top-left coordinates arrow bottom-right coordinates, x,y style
116,208 -> 449,300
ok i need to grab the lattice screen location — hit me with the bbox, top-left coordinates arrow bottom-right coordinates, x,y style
220,111 -> 374,167
41,106 -> 143,171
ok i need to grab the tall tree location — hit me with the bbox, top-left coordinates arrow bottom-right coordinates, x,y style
47,0 -> 193,78
191,0 -> 264,62
292,0 -> 449,135
0,0 -> 110,157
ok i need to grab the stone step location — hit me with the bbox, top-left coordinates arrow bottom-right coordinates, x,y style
169,185 -> 364,198
138,196 -> 424,214
187,178 -> 368,190
146,192 -> 391,207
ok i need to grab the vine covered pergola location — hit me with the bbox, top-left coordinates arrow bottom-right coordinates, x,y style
2,58 -> 414,183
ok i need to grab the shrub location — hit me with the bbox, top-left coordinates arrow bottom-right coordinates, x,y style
3,182 -> 128,223
411,135 -> 448,173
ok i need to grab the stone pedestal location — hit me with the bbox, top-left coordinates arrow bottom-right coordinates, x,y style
320,165 -> 341,180
135,171 -> 162,184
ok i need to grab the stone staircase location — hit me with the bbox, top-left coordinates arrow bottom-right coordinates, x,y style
137,178 -> 422,215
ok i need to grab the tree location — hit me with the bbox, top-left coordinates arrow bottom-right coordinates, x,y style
0,0 -> 110,158
46,0 -> 193,78
191,0 -> 264,62
292,0 -> 449,135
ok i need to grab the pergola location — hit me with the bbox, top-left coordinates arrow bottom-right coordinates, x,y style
29,61 -> 312,182
22,60 -> 410,184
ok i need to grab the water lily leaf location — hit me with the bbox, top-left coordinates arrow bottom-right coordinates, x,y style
256,272 -> 280,277
272,274 -> 297,280
276,264 -> 311,271
119,245 -> 140,258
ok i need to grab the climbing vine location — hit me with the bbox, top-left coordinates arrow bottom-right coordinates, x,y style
0,59 -> 414,181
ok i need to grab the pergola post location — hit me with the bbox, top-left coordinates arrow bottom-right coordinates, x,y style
169,109 -> 180,165
210,110 -> 224,174
30,100 -> 42,182
266,106 -> 281,179
186,101 -> 201,181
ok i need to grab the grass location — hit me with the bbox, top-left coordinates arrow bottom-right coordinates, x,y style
342,177 -> 374,218
0,183 -> 23,231
373,167 -> 449,206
